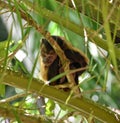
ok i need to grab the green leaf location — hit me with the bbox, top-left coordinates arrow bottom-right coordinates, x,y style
0,84 -> 5,97
0,40 -> 8,59
46,99 -> 55,116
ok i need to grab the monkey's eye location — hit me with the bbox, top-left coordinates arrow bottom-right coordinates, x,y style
41,50 -> 55,57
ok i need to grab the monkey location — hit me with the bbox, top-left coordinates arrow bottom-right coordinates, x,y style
39,36 -> 89,90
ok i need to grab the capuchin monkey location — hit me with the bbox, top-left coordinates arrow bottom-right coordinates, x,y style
39,36 -> 89,89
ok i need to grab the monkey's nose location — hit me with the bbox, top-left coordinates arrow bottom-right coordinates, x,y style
43,56 -> 52,64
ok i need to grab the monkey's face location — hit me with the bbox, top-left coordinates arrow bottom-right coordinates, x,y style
40,39 -> 57,67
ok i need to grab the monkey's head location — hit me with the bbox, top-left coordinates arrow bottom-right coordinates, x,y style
40,38 -> 58,67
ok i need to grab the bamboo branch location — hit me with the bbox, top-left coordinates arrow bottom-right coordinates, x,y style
0,68 -> 120,123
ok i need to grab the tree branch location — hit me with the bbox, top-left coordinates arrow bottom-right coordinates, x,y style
0,68 -> 120,123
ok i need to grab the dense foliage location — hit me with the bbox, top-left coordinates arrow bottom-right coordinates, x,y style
0,0 -> 120,123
